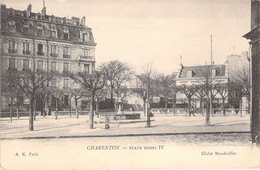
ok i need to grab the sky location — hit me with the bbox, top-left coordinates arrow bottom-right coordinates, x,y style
2,0 -> 251,74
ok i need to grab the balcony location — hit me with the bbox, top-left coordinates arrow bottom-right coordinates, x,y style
51,70 -> 58,74
23,68 -> 31,72
8,49 -> 17,53
63,71 -> 70,75
80,55 -> 94,60
63,54 -> 70,58
8,67 -> 17,71
23,51 -> 31,55
50,53 -> 58,57
37,51 -> 44,56
37,69 -> 44,72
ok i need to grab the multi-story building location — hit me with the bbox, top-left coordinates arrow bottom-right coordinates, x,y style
243,0 -> 260,144
175,63 -> 228,108
0,3 -> 96,112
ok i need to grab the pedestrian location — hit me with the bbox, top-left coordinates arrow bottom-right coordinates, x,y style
190,105 -> 195,116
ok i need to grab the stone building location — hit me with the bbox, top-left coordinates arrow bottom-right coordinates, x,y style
243,0 -> 260,144
0,3 -> 96,112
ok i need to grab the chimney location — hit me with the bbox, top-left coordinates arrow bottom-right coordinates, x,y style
81,16 -> 86,25
27,3 -> 32,13
41,0 -> 46,16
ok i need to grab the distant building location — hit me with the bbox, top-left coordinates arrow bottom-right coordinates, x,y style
176,64 -> 228,108
243,0 -> 260,144
0,3 -> 96,112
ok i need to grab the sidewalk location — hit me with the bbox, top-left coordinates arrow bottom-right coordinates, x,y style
0,113 -> 250,139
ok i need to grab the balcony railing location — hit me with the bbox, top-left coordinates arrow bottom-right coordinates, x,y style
37,51 -> 44,56
8,67 -> 17,71
23,68 -> 31,71
80,55 -> 94,60
23,50 -> 31,55
37,69 -> 44,72
51,70 -> 58,74
8,49 -> 17,53
63,71 -> 70,75
63,54 -> 70,58
50,53 -> 58,57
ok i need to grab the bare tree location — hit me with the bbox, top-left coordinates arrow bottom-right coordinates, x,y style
177,84 -> 197,116
194,84 -> 207,116
69,70 -> 106,129
214,83 -> 229,115
3,69 -> 53,131
101,60 -> 133,108
50,87 -> 64,120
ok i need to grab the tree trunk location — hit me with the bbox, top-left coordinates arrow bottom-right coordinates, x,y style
29,99 -> 34,131
200,98 -> 204,116
188,97 -> 191,116
222,97 -> 226,116
10,100 -> 13,122
96,100 -> 99,115
89,91 -> 95,129
205,97 -> 211,126
69,97 -> 72,117
143,99 -> 146,117
75,98 -> 79,119
33,101 -> 36,121
172,98 -> 176,115
239,97 -> 243,117
16,105 -> 19,119
146,99 -> 151,127
55,99 -> 58,120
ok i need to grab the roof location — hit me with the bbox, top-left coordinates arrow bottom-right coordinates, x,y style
178,64 -> 226,78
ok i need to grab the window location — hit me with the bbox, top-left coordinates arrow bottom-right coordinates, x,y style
9,58 -> 15,69
84,64 -> 89,73
23,42 -> 30,54
212,69 -> 217,77
23,26 -> 30,34
83,33 -> 89,42
51,31 -> 56,38
63,63 -> 69,73
8,40 -> 16,53
83,49 -> 90,56
50,45 -> 57,57
64,33 -> 69,40
51,25 -> 57,38
64,79 -> 69,88
37,28 -> 43,36
37,61 -> 43,71
37,44 -> 44,55
63,47 -> 70,58
8,21 -> 16,32
51,62 -> 56,72
51,78 -> 57,87
23,59 -> 30,69
187,71 -> 193,78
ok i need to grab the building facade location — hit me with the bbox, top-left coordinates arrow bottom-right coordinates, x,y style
243,0 -> 260,144
0,3 -> 96,112
175,63 -> 228,108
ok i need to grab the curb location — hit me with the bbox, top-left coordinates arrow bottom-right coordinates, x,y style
0,131 -> 250,140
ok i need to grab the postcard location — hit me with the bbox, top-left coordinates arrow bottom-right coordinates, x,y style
1,0 -> 260,169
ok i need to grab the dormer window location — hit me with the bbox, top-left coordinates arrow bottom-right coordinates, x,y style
63,27 -> 69,40
23,11 -> 28,17
37,14 -> 42,20
187,71 -> 193,78
212,69 -> 217,77
83,33 -> 89,42
51,25 -> 57,38
8,21 -> 16,32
